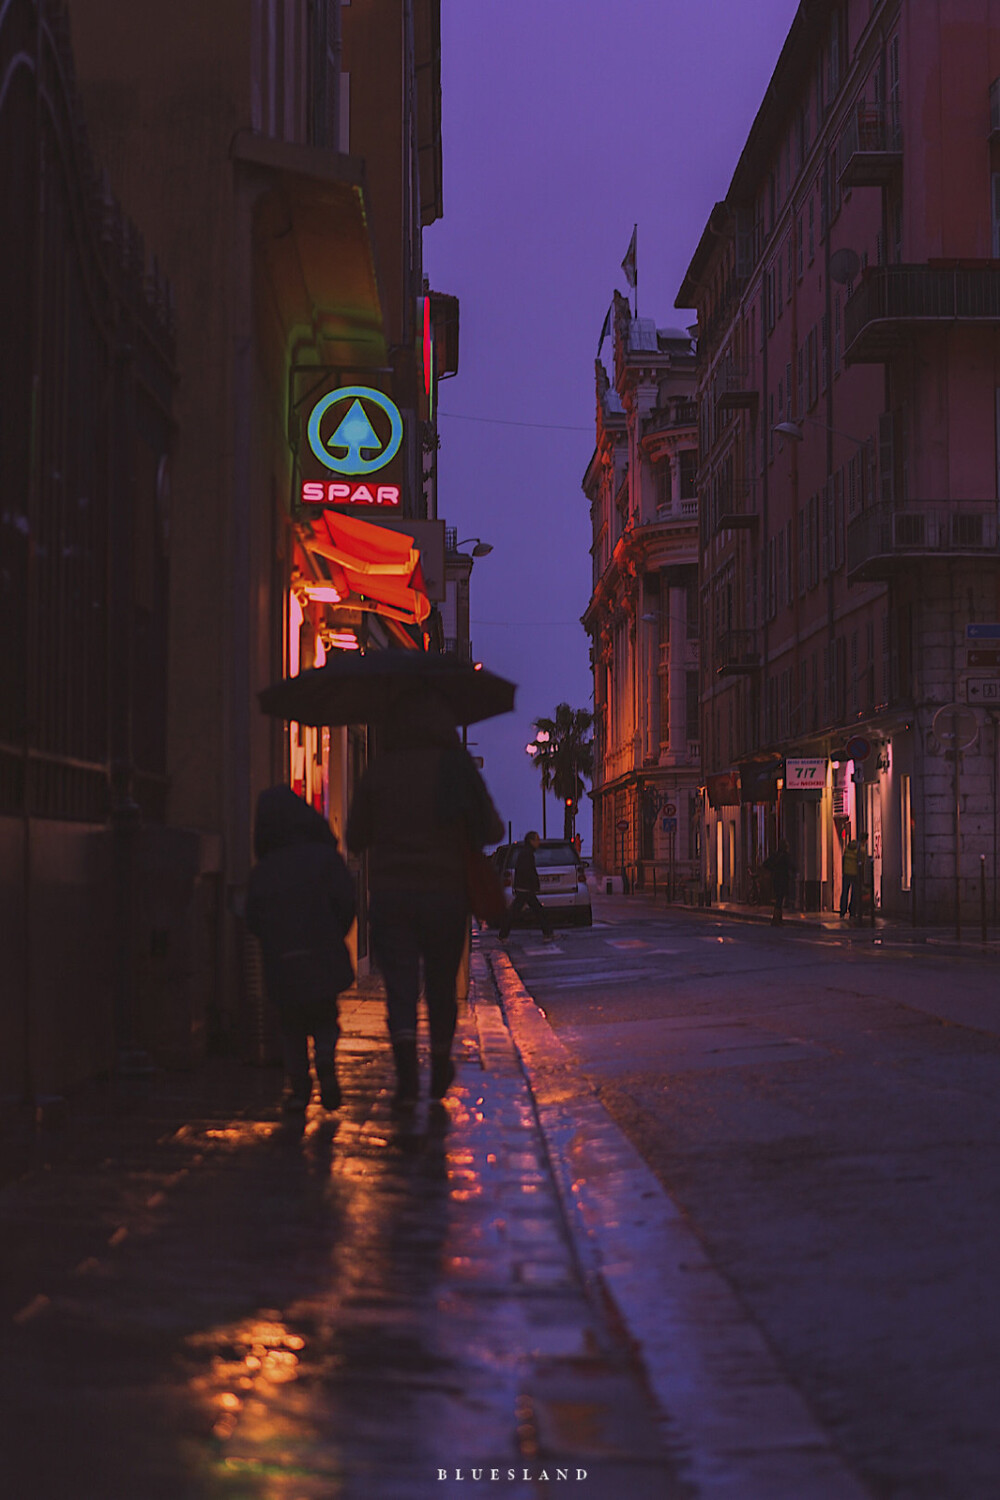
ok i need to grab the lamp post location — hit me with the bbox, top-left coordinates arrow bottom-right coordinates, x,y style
456,537 -> 494,557
525,729 -> 550,838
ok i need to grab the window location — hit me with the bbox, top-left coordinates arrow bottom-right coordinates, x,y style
777,377 -> 784,419
686,582 -> 699,638
808,198 -> 815,262
797,345 -> 805,417
679,448 -> 697,500
797,215 -> 804,278
785,360 -> 793,418
685,671 -> 700,741
807,326 -> 819,408
787,238 -> 794,300
777,253 -> 783,314
834,293 -> 842,372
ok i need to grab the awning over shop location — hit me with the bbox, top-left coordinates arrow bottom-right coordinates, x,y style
235,132 -> 386,367
706,770 -> 740,808
738,756 -> 783,804
305,511 -> 431,626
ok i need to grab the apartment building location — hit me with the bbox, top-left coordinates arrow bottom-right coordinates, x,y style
678,0 -> 1000,923
583,293 -> 701,893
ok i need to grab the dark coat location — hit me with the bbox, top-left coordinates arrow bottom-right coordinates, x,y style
512,843 -> 541,894
245,787 -> 356,1006
346,693 -> 504,898
763,848 -> 795,898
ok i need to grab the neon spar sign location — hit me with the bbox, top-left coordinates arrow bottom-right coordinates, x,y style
301,386 -> 403,508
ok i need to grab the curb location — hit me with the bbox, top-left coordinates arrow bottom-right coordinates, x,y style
479,938 -> 872,1500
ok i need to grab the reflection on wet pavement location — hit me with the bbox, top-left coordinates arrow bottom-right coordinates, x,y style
1,964 -> 684,1499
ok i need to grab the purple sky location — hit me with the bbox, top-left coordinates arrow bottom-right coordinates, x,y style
426,0 -> 800,848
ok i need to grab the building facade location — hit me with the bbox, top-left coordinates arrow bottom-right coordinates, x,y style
678,0 -> 1000,924
63,0 -> 453,1056
1,0 -> 177,1096
583,293 -> 701,893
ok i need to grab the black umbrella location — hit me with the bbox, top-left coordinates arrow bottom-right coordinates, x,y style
258,649 -> 516,727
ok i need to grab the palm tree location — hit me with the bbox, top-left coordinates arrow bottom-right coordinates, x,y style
530,704 -> 594,840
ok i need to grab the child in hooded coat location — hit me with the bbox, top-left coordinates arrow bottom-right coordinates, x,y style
246,786 -> 356,1110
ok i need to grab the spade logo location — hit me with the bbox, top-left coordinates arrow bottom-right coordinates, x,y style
306,386 -> 404,476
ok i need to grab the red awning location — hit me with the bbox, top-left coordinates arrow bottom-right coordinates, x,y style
305,512 -> 431,625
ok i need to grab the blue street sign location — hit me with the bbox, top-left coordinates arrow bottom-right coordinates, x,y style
661,817 -> 678,834
966,623 -> 1000,639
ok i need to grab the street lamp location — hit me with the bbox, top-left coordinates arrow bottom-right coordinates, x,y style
773,418 -> 869,448
456,537 -> 494,557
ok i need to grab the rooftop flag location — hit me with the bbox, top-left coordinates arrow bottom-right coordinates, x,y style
621,225 -> 637,290
596,305 -> 612,357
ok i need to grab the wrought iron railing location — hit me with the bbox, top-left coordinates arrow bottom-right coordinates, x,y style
836,99 -> 902,179
846,500 -> 1000,580
845,266 -> 1000,352
715,628 -> 760,674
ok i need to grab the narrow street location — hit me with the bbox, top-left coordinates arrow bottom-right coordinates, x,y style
495,894 -> 1000,1500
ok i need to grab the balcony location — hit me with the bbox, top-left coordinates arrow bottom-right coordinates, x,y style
836,101 -> 902,188
643,398 -> 698,436
715,628 -> 760,676
844,265 -> 1000,363
846,500 -> 1000,583
714,480 -> 758,534
714,359 -> 758,412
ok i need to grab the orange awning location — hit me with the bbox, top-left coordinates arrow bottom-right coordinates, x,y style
303,512 -> 431,625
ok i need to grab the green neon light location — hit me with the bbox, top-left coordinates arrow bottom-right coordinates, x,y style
307,386 -> 403,475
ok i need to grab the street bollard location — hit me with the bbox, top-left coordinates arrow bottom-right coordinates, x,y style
982,854 -> 988,947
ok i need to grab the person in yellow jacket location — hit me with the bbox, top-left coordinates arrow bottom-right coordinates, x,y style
840,836 -> 861,919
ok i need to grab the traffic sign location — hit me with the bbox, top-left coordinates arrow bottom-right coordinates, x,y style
965,677 -> 1000,704
616,819 -> 629,832
967,648 -> 1000,668
845,736 -> 871,761
661,817 -> 678,834
664,802 -> 677,816
966,623 -> 1000,639
932,703 -> 979,748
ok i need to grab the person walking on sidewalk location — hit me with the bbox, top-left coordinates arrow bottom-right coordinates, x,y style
840,835 -> 861,920
498,831 -> 555,943
346,690 -> 503,1108
763,839 -> 795,926
246,786 -> 356,1112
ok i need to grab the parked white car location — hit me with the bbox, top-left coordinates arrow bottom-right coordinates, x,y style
492,840 -> 592,927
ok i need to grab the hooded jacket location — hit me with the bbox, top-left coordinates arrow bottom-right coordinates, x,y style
245,786 -> 356,1005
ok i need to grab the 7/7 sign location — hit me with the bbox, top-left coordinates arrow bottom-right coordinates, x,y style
785,757 -> 827,788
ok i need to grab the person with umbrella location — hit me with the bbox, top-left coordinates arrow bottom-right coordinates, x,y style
346,688 -> 503,1107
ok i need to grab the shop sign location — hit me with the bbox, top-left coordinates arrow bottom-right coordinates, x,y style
785,757 -> 827,789
298,381 -> 405,509
301,480 -> 400,507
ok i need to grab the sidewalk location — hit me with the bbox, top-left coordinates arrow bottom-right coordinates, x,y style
0,951 -> 681,1499
593,883 -> 1000,956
